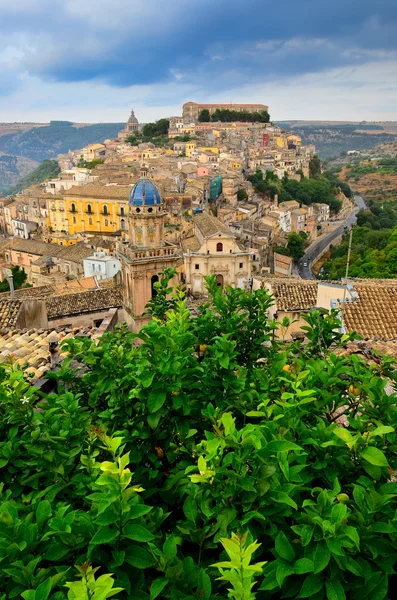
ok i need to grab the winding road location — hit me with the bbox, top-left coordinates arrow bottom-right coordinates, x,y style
298,195 -> 366,280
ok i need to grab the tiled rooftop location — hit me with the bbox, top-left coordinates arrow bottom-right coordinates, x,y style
46,287 -> 123,319
194,213 -> 232,238
341,284 -> 397,340
63,184 -> 132,199
0,326 -> 97,381
271,281 -> 318,311
0,300 -> 22,328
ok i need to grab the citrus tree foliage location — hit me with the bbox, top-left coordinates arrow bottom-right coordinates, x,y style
1,276 -> 397,599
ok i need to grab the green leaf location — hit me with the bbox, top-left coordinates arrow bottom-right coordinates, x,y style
271,491 -> 297,510
183,497 -> 198,522
301,526 -> 313,547
163,534 -> 177,559
313,541 -> 330,574
276,561 -> 295,586
359,447 -> 389,467
35,578 -> 52,600
275,531 -> 295,563
295,558 -> 314,575
197,569 -> 211,600
266,440 -> 303,453
125,545 -> 155,569
36,500 -> 51,529
325,578 -> 346,600
128,505 -> 153,519
343,525 -> 360,550
330,503 -> 347,524
298,574 -> 323,598
90,527 -> 119,546
370,426 -> 394,437
123,523 -> 155,542
147,390 -> 166,413
150,577 -> 168,600
147,412 -> 161,430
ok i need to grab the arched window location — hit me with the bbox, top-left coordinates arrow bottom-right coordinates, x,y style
105,219 -> 108,226
103,205 -> 108,215
216,242 -> 223,252
121,219 -> 126,230
87,204 -> 92,214
120,206 -> 125,216
71,203 -> 76,213
151,274 -> 159,298
89,217 -> 92,226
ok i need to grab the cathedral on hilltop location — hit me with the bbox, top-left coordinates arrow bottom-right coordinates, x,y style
117,167 -> 182,331
118,109 -> 139,140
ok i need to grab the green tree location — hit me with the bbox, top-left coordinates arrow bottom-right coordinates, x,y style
309,155 -> 321,178
198,109 -> 211,122
287,232 -> 306,260
237,188 -> 248,201
0,265 -> 28,292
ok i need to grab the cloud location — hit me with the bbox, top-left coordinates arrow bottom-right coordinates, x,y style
0,0 -> 396,120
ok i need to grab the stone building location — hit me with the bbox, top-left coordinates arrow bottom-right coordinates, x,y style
118,109 -> 139,140
117,168 -> 182,331
182,102 -> 268,122
182,212 -> 252,296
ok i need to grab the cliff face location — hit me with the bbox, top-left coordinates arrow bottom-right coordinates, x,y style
0,153 -> 39,193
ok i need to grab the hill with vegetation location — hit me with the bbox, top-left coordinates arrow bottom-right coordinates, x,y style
0,153 -> 39,193
336,154 -> 397,206
276,122 -> 397,159
321,201 -> 397,279
0,120 -> 124,163
3,159 -> 61,195
0,271 -> 396,599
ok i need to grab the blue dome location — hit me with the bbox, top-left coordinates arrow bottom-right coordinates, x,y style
129,178 -> 161,206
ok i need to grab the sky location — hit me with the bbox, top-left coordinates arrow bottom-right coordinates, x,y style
0,0 -> 397,123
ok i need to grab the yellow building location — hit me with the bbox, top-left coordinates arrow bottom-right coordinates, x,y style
82,144 -> 106,161
185,142 -> 196,158
60,185 -> 131,235
199,147 -> 219,155
46,195 -> 69,233
276,136 -> 287,149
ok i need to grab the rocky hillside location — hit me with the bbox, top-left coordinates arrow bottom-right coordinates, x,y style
0,153 -> 39,194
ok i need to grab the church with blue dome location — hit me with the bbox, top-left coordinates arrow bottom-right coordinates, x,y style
117,165 -> 183,332
129,178 -> 161,207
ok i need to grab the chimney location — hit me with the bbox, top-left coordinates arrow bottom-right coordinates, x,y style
7,275 -> 15,299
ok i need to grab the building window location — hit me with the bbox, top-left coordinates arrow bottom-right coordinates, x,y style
103,205 -> 108,215
121,219 -> 126,230
216,242 -> 223,252
239,262 -> 243,269
92,263 -> 95,271
52,203 -> 55,210
73,216 -> 76,224
87,204 -> 92,214
120,206 -> 125,216
105,219 -> 108,226
89,217 -> 92,226
195,264 -> 199,270
71,203 -> 76,213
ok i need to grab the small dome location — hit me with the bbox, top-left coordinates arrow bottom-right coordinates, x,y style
129,178 -> 161,206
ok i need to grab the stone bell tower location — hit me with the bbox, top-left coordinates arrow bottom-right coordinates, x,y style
117,168 -> 182,331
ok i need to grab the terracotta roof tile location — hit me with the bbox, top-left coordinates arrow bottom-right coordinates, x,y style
194,213 -> 232,238
46,287 -> 122,319
0,300 -> 22,328
271,281 -> 318,311
341,284 -> 397,339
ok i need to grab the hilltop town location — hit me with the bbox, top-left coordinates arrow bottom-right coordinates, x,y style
0,100 -> 395,379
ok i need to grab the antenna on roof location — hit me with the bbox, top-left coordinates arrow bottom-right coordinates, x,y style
340,225 -> 353,325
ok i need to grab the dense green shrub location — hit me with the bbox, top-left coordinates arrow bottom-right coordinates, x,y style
0,273 -> 397,599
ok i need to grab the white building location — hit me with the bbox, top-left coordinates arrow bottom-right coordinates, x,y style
83,251 -> 121,281
45,169 -> 91,194
314,203 -> 330,222
11,219 -> 37,239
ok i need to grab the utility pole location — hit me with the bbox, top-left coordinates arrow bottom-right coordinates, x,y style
340,225 -> 353,326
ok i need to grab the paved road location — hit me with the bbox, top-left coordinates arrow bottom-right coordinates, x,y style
298,195 -> 366,280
